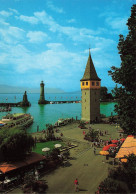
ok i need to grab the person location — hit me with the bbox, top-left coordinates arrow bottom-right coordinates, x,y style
35,169 -> 39,180
83,131 -> 85,135
74,178 -> 79,192
94,147 -> 96,155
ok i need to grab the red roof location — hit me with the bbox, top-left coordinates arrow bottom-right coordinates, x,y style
0,152 -> 46,174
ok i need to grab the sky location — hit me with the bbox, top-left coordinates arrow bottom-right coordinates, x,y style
0,0 -> 135,92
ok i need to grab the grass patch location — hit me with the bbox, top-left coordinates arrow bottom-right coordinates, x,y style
32,140 -> 65,155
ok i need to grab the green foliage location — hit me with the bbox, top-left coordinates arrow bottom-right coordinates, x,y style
63,150 -> 70,159
0,129 -> 35,161
50,148 -> 60,160
108,5 -> 136,135
32,141 -> 64,155
97,178 -> 127,194
100,87 -> 108,100
46,124 -> 55,140
84,128 -> 99,142
23,175 -> 48,193
100,87 -> 113,100
108,116 -> 116,123
97,154 -> 136,193
78,121 -> 86,129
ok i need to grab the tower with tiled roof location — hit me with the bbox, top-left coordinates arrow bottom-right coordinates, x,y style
80,49 -> 101,122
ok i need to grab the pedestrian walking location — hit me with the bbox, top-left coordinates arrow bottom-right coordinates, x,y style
83,131 -> 86,135
74,178 -> 79,192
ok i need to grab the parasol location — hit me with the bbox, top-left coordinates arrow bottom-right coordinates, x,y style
99,151 -> 109,155
54,144 -> 62,148
102,145 -> 111,151
121,158 -> 127,163
42,147 -> 50,152
111,140 -> 119,144
120,138 -> 125,142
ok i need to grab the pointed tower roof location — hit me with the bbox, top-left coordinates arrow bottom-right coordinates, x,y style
80,49 -> 101,81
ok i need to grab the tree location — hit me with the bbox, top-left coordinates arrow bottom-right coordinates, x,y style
96,154 -> 136,193
84,128 -> 99,142
100,87 -> 108,100
100,87 -> 113,101
108,4 -> 136,135
46,124 -> 55,140
22,175 -> 48,193
0,129 -> 35,161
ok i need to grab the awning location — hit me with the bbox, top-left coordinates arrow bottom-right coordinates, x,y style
0,152 -> 46,174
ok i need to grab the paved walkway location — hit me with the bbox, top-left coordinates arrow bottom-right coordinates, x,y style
11,122 -> 120,194
42,123 -> 112,193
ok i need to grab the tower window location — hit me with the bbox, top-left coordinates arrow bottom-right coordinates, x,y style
92,82 -> 95,86
85,92 -> 86,95
82,82 -> 84,86
86,82 -> 88,86
96,82 -> 99,86
85,99 -> 86,102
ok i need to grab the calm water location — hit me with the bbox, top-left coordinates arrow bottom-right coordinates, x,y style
0,93 -> 117,133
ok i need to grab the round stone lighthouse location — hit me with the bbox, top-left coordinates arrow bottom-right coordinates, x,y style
38,81 -> 46,104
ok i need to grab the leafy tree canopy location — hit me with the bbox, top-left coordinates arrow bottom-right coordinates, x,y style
100,86 -> 113,100
109,4 -> 136,135
0,129 -> 35,162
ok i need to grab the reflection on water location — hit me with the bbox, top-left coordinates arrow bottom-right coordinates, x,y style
0,93 -> 117,133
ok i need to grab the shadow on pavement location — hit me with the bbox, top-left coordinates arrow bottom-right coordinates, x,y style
79,188 -> 88,191
63,161 -> 72,167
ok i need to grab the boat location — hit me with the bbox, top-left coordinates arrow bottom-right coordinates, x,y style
0,113 -> 33,130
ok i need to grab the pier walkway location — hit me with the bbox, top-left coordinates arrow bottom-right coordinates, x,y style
0,100 -> 81,107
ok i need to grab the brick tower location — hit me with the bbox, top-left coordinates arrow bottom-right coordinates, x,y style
80,49 -> 101,122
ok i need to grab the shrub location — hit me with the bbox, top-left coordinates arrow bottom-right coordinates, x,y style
96,178 -> 127,194
22,174 -> 48,193
84,129 -> 99,142
96,154 -> 136,193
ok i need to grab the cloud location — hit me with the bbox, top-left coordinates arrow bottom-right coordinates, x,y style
8,8 -> 19,15
17,11 -> 107,42
27,31 -> 48,43
46,43 -> 65,50
34,11 -> 59,32
0,18 -> 9,26
0,10 -> 12,17
16,15 -> 39,24
106,17 -> 128,32
0,42 -> 84,76
0,8 -> 120,90
67,19 -> 76,23
47,1 -> 64,13
0,25 -> 25,44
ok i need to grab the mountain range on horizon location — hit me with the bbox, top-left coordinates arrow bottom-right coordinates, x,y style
0,85 -> 114,94
0,84 -> 65,94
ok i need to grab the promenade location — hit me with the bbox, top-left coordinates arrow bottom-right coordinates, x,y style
11,122 -> 121,194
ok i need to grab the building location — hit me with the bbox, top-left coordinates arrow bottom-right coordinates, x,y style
80,49 -> 101,122
38,81 -> 47,104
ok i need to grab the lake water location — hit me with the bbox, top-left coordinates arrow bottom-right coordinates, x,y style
0,93 -> 117,133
